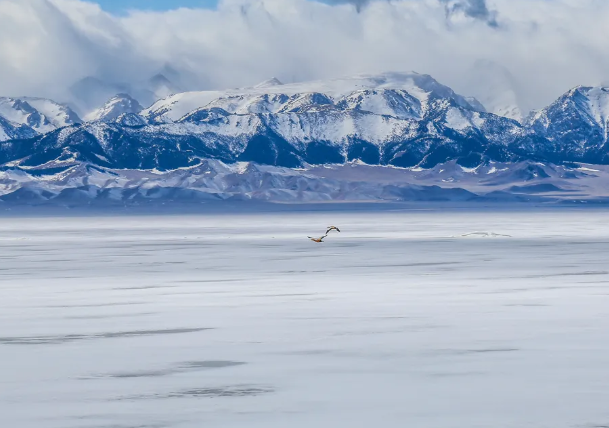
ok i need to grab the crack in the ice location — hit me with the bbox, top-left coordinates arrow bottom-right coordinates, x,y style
118,385 -> 273,400
0,328 -> 212,345
428,348 -> 520,356
84,361 -> 246,380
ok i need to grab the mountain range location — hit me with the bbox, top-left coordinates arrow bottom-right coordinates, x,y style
1,71 -> 609,206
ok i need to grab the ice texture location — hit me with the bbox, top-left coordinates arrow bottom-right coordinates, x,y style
1,210 -> 609,427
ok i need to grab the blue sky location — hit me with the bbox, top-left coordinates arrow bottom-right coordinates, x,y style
94,0 -> 220,14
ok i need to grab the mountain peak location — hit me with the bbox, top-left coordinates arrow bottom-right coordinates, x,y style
526,84 -> 609,152
85,93 -> 143,123
0,96 -> 81,133
254,77 -> 284,88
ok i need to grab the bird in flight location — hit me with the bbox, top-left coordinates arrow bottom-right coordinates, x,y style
307,226 -> 341,243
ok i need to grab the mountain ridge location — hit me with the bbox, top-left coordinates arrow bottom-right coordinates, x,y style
2,71 -> 609,201
1,159 -> 608,206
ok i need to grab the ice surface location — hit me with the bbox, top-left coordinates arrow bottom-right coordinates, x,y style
1,210 -> 609,428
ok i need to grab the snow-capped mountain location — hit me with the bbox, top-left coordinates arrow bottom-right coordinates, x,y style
0,97 -> 81,135
0,71 -> 581,170
142,72 -> 483,123
526,86 -> 609,163
84,94 -> 144,123
4,98 -> 516,171
3,72 -> 609,205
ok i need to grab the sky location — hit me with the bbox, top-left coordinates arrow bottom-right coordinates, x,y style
0,0 -> 608,115
95,0 -> 219,14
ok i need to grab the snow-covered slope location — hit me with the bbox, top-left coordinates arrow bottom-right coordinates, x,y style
143,72 -> 483,123
0,115 -> 39,142
21,97 -> 82,128
0,97 -> 81,134
526,86 -> 609,162
84,94 -> 144,122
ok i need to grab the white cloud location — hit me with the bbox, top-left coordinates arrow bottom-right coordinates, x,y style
0,0 -> 608,114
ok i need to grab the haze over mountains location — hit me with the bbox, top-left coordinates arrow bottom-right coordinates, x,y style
1,70 -> 609,206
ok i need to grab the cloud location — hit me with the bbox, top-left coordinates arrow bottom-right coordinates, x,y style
440,0 -> 498,27
0,0 -> 608,116
323,0 -> 375,13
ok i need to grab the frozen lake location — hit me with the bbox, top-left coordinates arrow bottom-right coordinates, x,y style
1,209 -> 609,428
